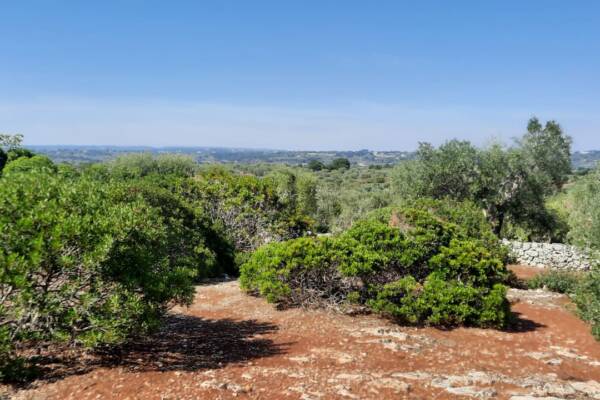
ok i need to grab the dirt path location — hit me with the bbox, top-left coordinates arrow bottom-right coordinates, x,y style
7,276 -> 600,399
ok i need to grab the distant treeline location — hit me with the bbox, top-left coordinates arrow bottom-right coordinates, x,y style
28,145 -> 600,170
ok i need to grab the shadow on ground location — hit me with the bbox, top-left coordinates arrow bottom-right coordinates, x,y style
503,311 -> 546,333
26,314 -> 288,385
386,310 -> 546,334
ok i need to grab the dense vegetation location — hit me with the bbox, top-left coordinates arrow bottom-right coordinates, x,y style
392,118 -> 572,241
0,139 -> 308,381
241,200 -> 511,327
524,164 -> 600,339
2,116 -> 600,381
26,145 -> 600,171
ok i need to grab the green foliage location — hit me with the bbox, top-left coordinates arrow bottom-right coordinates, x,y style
2,155 -> 56,175
521,118 -> 572,189
0,169 -> 199,379
568,165 -> 600,251
391,118 -> 572,241
307,159 -> 325,171
415,140 -> 480,200
241,202 -> 510,328
106,153 -> 198,179
231,162 -> 394,234
574,266 -> 600,340
316,166 -> 393,232
327,157 -> 351,170
6,148 -> 35,162
308,158 -> 351,171
527,270 -> 583,294
428,239 -> 506,286
188,167 -> 312,252
368,198 -> 509,263
85,158 -> 237,278
115,177 -> 236,279
369,274 -> 509,327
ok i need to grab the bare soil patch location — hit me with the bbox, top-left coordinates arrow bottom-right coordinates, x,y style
4,278 -> 600,399
508,264 -> 547,281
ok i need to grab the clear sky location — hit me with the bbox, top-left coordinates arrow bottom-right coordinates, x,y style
1,1 -> 599,150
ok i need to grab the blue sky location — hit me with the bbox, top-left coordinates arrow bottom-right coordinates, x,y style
1,1 -> 599,150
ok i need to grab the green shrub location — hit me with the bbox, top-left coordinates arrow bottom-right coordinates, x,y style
187,168 -> 312,253
116,177 -> 236,278
106,153 -> 198,179
84,161 -> 237,278
391,198 -> 510,262
241,202 -> 510,328
327,158 -> 351,170
568,166 -> 600,251
6,147 -> 34,162
2,154 -> 57,175
368,274 -> 509,327
574,266 -> 600,340
527,270 -> 583,294
428,239 -> 506,287
0,169 -> 199,379
240,236 -> 383,306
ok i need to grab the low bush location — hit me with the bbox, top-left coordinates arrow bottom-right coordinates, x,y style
527,270 -> 584,294
574,266 -> 600,340
368,274 -> 509,327
240,201 -> 510,328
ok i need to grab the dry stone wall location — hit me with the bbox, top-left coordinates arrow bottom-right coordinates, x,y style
502,240 -> 594,271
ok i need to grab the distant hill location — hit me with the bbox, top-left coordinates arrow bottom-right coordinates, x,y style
27,145 -> 415,166
28,145 -> 600,169
571,150 -> 600,170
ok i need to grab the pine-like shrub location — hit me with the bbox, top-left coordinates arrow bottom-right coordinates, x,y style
0,170 -> 200,380
240,200 -> 511,328
186,167 -> 312,253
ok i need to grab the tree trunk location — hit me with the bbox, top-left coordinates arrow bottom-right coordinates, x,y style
493,211 -> 505,236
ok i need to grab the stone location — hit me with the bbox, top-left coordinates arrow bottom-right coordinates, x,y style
570,380 -> 600,398
446,386 -> 496,398
541,382 -> 576,396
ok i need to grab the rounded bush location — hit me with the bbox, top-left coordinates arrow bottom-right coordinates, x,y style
240,201 -> 511,328
2,155 -> 57,175
0,170 -> 200,377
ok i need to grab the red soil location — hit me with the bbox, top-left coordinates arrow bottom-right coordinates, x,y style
5,276 -> 600,399
508,264 -> 547,281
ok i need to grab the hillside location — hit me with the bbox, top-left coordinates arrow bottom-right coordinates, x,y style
27,146 -> 414,166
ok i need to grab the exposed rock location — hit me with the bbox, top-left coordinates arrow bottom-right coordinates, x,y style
446,386 -> 496,398
570,380 -> 600,398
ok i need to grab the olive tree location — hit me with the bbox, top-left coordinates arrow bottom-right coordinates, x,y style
392,118 -> 572,240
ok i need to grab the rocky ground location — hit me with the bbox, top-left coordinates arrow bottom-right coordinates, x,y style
4,266 -> 600,400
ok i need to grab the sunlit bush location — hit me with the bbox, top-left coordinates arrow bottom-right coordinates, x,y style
240,200 -> 510,328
